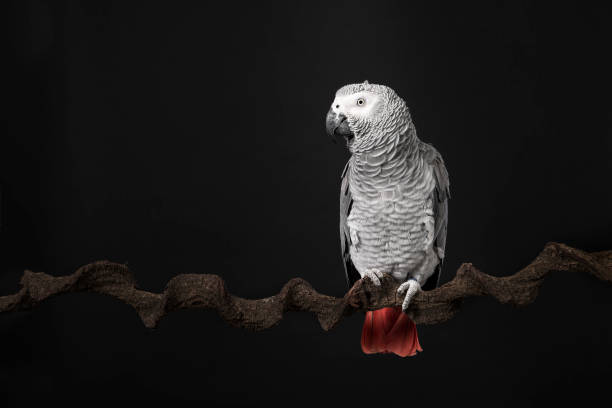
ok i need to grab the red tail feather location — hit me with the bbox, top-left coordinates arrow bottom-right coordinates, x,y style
361,307 -> 422,357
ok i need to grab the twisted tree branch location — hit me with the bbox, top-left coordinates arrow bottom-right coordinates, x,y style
1,242 -> 610,330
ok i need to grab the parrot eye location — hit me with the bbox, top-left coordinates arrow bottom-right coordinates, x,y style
356,98 -> 365,106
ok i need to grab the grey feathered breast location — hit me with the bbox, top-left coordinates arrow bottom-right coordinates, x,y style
339,141 -> 450,290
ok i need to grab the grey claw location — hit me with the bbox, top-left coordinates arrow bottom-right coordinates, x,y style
399,279 -> 421,311
363,269 -> 384,286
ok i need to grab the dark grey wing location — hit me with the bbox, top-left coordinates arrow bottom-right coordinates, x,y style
420,142 -> 450,291
339,160 -> 361,289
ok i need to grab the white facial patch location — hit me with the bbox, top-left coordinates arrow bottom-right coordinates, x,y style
331,91 -> 381,120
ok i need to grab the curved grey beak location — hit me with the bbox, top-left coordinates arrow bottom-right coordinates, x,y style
325,109 -> 354,144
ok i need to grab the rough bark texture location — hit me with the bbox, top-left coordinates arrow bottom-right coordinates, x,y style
1,243 -> 611,331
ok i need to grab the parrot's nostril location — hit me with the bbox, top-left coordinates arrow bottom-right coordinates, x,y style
336,105 -> 339,108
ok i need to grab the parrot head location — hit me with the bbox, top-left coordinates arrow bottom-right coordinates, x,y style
326,81 -> 410,153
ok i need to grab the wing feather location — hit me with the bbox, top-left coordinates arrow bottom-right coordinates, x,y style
420,142 -> 450,290
339,160 -> 361,288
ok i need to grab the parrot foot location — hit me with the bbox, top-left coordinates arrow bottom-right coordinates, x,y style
397,278 -> 421,312
362,268 -> 385,286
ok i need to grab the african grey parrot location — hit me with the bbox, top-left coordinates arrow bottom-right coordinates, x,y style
326,81 -> 450,357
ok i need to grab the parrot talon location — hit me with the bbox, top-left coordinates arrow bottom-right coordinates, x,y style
362,269 -> 384,286
397,278 -> 421,312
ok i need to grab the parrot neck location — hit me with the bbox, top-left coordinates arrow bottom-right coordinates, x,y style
352,122 -> 420,167
348,123 -> 423,197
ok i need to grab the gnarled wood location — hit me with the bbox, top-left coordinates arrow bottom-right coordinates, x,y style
1,243 -> 610,330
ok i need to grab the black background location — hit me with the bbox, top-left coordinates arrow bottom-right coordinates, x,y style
2,1 -> 612,407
